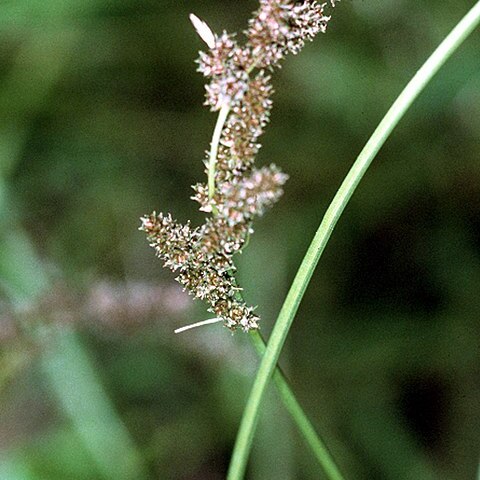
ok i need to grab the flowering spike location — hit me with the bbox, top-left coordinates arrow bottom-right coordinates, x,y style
142,1 -> 337,332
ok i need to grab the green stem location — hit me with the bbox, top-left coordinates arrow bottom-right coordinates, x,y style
208,103 -> 230,200
40,327 -> 149,480
207,88 -> 337,472
228,276 -> 341,475
0,211 -> 147,480
206,47 -> 340,475
249,330 -> 344,480
207,58 -> 258,203
227,3 -> 480,479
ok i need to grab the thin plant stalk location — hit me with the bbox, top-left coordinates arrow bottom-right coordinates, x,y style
249,330 -> 344,480
206,58 -> 259,202
227,2 -> 480,479
205,97 -> 342,474
0,216 -> 147,480
208,103 -> 230,200
40,326 -> 149,480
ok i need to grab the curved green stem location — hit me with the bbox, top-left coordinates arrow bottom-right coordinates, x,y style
207,79 -> 338,473
227,3 -> 480,479
208,103 -> 230,200
228,275 -> 342,475
249,330 -> 345,480
207,58 -> 259,203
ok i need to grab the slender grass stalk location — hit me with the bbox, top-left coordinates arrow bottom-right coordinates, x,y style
201,47 -> 344,472
0,214 -> 147,480
208,103 -> 230,200
249,330 -> 344,480
206,59 -> 258,202
227,2 -> 480,479
41,326 -> 148,480
173,316 -> 342,475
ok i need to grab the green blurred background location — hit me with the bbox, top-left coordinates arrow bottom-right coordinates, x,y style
1,0 -> 479,479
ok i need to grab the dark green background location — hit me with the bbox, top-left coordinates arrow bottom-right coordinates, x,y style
1,1 -> 479,479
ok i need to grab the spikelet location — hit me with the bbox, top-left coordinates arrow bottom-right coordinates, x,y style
141,1 -> 337,332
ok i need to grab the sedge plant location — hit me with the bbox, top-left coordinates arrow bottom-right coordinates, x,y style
141,0 -> 344,478
142,0 -> 480,478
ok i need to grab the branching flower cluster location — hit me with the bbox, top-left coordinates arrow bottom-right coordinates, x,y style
141,0 -> 336,332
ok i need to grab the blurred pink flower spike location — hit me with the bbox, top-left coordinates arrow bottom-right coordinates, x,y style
189,13 -> 216,49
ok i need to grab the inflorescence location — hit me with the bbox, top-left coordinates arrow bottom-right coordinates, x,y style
141,0 -> 336,332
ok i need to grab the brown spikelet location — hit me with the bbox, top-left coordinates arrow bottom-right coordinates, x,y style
141,0 -> 337,331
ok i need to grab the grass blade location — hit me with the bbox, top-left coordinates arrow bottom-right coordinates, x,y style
227,2 -> 480,478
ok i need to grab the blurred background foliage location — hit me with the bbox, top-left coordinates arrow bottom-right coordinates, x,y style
0,0 -> 479,479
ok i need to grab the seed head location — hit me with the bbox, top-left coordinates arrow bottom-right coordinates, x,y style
142,1 -> 338,331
